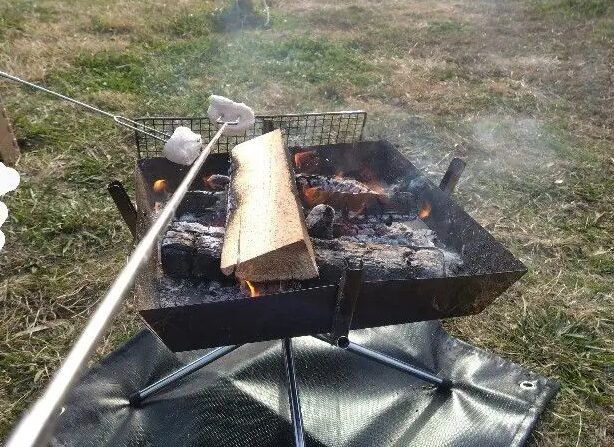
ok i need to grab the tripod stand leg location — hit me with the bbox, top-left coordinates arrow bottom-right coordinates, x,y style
313,335 -> 451,389
129,345 -> 240,406
283,338 -> 306,447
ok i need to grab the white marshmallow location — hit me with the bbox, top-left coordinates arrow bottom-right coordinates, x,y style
0,201 -> 7,227
207,95 -> 255,136
0,162 -> 20,196
162,126 -> 203,165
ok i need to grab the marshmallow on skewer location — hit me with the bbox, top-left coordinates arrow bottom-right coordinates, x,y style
162,126 -> 203,166
0,162 -> 20,196
207,95 -> 255,136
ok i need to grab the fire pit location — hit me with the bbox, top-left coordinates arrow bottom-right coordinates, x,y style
129,112 -> 526,352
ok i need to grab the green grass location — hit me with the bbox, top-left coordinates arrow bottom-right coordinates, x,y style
1,0 -> 613,445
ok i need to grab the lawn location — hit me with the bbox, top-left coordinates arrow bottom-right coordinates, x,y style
0,0 -> 612,445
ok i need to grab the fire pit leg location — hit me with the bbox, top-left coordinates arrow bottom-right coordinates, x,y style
283,338 -> 306,447
128,345 -> 240,407
313,335 -> 452,390
329,260 -> 363,347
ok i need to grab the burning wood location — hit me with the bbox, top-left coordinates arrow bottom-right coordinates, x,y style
221,130 -> 319,282
296,173 -> 386,212
160,221 -> 225,280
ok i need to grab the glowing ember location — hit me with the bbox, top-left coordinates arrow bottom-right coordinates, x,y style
418,201 -> 432,219
244,280 -> 259,298
153,179 -> 167,193
294,151 -> 321,174
302,186 -> 330,208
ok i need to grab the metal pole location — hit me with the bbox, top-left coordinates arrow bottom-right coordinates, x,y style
313,335 -> 451,389
6,123 -> 229,447
129,345 -> 240,406
0,70 -> 170,142
283,338 -> 306,447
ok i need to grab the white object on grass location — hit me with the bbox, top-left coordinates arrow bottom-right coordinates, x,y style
162,126 -> 203,166
0,201 -> 7,227
207,95 -> 255,136
0,162 -> 20,195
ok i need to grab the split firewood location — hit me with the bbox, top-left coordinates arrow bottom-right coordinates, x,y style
221,129 -> 319,282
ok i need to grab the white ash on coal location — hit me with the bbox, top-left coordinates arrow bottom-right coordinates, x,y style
305,204 -> 335,239
175,190 -> 226,217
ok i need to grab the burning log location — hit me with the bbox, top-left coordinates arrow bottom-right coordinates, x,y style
176,190 -> 226,216
313,231 -> 462,283
160,221 -> 225,279
296,174 -> 386,213
160,230 -> 195,278
305,204 -> 335,239
221,130 -> 319,282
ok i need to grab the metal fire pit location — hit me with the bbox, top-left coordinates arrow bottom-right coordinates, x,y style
131,113 -> 526,352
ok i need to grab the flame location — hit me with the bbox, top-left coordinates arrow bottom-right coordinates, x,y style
244,280 -> 260,298
153,179 -> 167,193
359,165 -> 386,195
294,151 -> 321,174
418,201 -> 432,219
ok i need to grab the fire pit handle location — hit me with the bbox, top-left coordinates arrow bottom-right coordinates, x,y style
439,158 -> 466,196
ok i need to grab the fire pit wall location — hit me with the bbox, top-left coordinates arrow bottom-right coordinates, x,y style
134,140 -> 526,351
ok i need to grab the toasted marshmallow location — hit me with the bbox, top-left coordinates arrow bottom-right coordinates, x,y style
207,95 -> 255,136
162,126 -> 203,165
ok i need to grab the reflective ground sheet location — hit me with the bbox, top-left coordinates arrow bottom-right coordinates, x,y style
50,322 -> 558,447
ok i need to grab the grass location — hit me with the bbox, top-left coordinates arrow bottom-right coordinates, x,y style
1,0 -> 613,445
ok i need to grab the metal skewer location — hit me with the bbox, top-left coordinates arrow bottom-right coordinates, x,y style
5,119 -> 232,447
0,70 -> 171,142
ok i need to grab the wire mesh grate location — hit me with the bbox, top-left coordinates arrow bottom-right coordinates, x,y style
134,111 -> 367,159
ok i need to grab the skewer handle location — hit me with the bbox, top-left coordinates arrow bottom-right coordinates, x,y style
0,70 -> 169,141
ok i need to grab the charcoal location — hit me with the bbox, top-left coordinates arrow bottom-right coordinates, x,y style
205,174 -> 230,190
305,204 -> 335,239
160,222 -> 225,279
193,234 -> 224,280
313,230 -> 461,282
176,190 -> 225,216
170,221 -> 225,237
296,174 -> 373,194
161,230 -> 195,278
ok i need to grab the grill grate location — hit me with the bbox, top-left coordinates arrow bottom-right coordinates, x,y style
134,111 -> 367,159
